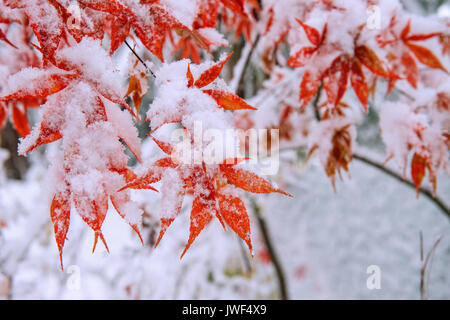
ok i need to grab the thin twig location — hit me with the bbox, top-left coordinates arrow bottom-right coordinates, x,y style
236,34 -> 261,97
124,40 -> 156,78
250,198 -> 289,300
420,234 -> 443,300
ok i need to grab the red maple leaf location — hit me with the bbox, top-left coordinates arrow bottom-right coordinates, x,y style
288,19 -> 387,112
120,136 -> 292,258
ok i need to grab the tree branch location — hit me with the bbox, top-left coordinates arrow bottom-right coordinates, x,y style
236,34 -> 261,97
250,198 -> 289,300
309,83 -> 450,221
353,153 -> 450,221
124,40 -> 156,78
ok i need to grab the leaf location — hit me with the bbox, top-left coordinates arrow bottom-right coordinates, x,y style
323,56 -> 350,106
110,195 -> 143,245
155,187 -> 185,247
220,166 -> 292,196
350,61 -> 369,111
73,194 -> 109,253
406,43 -> 447,72
203,89 -> 257,110
1,72 -> 78,102
20,123 -> 62,155
405,33 -> 441,42
401,52 -> 418,89
221,0 -> 245,14
295,18 -> 321,46
0,103 -> 7,131
411,153 -> 426,196
109,17 -> 131,54
186,64 -> 194,88
287,46 -> 317,68
355,45 -> 388,77
11,104 -> 30,137
180,196 -> 213,258
194,53 -> 232,88
299,70 -> 321,108
50,193 -> 71,270
218,192 -> 252,252
148,134 -> 174,155
118,157 -> 175,192
134,6 -> 187,62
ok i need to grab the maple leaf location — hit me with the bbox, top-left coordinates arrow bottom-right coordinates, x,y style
185,54 -> 257,111
309,120 -> 355,191
120,136 -> 292,258
289,19 -> 388,112
378,18 -> 447,91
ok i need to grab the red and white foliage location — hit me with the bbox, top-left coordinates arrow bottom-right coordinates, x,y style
0,0 -> 448,270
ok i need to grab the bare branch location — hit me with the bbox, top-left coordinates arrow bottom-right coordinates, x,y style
250,197 -> 289,300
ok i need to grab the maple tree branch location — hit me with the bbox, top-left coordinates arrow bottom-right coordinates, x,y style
309,85 -> 450,221
352,154 -> 450,221
124,40 -> 156,78
236,34 -> 261,97
250,198 -> 289,300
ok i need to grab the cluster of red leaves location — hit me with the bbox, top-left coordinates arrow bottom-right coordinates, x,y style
137,55 -> 289,257
309,122 -> 354,191
172,0 -> 257,63
288,19 -> 387,112
0,41 -> 144,268
377,17 -> 448,92
288,15 -> 448,113
283,7 -> 448,193
0,14 -> 41,136
121,135 -> 291,258
4,0 -> 232,65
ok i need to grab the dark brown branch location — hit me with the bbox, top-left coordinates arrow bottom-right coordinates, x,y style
124,40 -> 156,78
250,198 -> 289,300
353,154 -> 450,221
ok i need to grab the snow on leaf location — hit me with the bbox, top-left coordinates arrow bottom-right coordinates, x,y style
202,89 -> 257,110
220,165 -> 292,196
217,191 -> 252,252
194,53 -> 232,88
50,192 -> 71,270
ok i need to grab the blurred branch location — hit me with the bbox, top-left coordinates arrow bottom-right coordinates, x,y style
310,86 -> 450,221
236,34 -> 261,98
352,154 -> 450,221
420,232 -> 442,300
236,235 -> 252,275
250,198 -> 289,300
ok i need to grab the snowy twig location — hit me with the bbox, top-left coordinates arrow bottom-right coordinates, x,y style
124,40 -> 156,78
250,197 -> 289,300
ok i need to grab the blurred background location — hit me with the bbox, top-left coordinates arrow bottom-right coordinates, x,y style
0,0 -> 449,299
